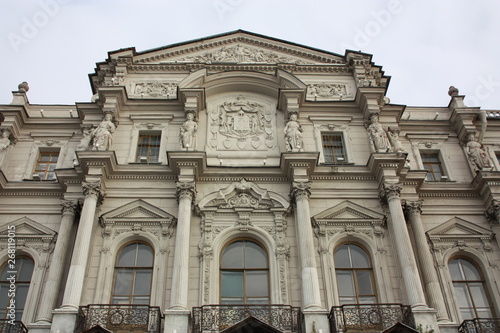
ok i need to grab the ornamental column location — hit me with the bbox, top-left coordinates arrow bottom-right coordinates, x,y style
290,181 -> 322,309
169,181 -> 196,309
381,183 -> 427,308
36,199 -> 80,323
60,180 -> 104,309
404,200 -> 449,322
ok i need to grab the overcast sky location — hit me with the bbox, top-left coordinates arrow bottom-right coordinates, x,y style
1,0 -> 499,110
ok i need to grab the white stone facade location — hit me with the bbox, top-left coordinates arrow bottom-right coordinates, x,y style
1,30 -> 500,333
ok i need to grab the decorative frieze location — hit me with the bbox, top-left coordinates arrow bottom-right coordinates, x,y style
306,82 -> 355,101
128,81 -> 178,99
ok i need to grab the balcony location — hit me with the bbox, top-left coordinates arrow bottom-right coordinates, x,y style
75,304 -> 162,333
458,318 -> 500,333
328,303 -> 415,333
192,304 -> 303,333
0,321 -> 28,333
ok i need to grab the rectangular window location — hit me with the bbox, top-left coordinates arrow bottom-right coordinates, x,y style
322,133 -> 346,163
34,151 -> 59,180
136,133 -> 161,163
421,152 -> 443,181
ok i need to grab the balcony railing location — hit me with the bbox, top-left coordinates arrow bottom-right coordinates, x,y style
192,304 -> 303,333
75,304 -> 162,333
458,318 -> 500,333
328,303 -> 415,333
0,321 -> 28,333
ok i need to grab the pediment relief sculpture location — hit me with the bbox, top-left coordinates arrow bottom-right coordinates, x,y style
100,199 -> 176,224
427,217 -> 493,240
306,82 -> 355,101
128,81 -> 178,99
176,44 -> 316,65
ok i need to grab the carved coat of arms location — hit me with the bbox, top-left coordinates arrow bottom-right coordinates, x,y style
210,95 -> 274,150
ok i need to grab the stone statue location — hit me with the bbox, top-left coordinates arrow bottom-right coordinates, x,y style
368,113 -> 390,153
284,113 -> 304,152
466,132 -> 492,172
179,112 -> 198,151
77,126 -> 93,151
18,81 -> 29,92
0,129 -> 12,167
387,127 -> 404,152
92,113 -> 116,151
448,86 -> 459,97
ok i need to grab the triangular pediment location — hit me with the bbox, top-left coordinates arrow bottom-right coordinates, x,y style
100,199 -> 176,223
220,316 -> 283,333
313,200 -> 385,224
129,30 -> 346,65
427,217 -> 493,238
0,217 -> 56,238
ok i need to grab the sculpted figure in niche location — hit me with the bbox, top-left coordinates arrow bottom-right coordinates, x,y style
284,113 -> 304,152
466,132 -> 492,172
0,129 -> 13,167
92,113 -> 116,151
179,112 -> 198,151
368,113 -> 390,153
387,127 -> 404,152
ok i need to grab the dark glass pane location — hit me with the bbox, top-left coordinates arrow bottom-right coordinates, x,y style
136,244 -> 153,266
0,285 -> 9,308
222,242 -> 244,269
17,258 -> 34,281
356,271 -> 374,295
336,271 -> 355,297
334,245 -> 350,268
245,271 -> 268,297
15,284 -> 29,308
461,260 -> 481,280
350,245 -> 370,268
117,244 -> 136,266
134,270 -> 152,295
221,271 -> 244,298
113,269 -> 133,295
36,164 -> 47,171
449,259 -> 462,280
40,154 -> 50,162
245,241 -> 267,268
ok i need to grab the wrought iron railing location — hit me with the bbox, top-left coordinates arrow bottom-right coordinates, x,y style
328,303 -> 415,333
0,321 -> 28,333
458,318 -> 500,333
192,304 -> 303,332
76,304 -> 162,333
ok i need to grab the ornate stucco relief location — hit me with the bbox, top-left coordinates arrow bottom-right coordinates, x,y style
128,81 -> 178,99
305,82 -> 355,101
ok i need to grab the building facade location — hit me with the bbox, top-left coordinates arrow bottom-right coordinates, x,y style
1,30 -> 500,333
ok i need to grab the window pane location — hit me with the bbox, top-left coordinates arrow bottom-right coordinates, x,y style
359,297 -> 377,304
246,297 -> 269,304
449,259 -> 462,280
117,244 -> 136,266
453,283 -> 473,309
334,245 -> 350,268
356,271 -> 374,295
134,270 -> 152,295
17,258 -> 34,281
113,270 -> 133,295
136,244 -> 153,266
469,283 -> 491,307
244,241 -> 267,268
222,242 -> 244,269
221,271 -> 244,298
112,296 -> 130,305
340,297 -> 356,305
476,308 -> 493,319
245,271 -> 268,297
350,245 -> 370,268
461,260 -> 481,280
221,297 -> 244,304
132,297 -> 150,305
461,308 -> 475,321
337,271 -> 355,297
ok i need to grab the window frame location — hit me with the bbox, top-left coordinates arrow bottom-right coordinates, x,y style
333,243 -> 378,305
420,151 -> 444,181
135,132 -> 162,164
111,241 -> 154,305
34,151 -> 59,180
219,238 -> 270,305
321,132 -> 348,164
127,119 -> 171,165
0,256 -> 34,321
448,257 -> 495,321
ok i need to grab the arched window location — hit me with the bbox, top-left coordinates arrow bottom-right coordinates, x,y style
334,244 -> 376,305
449,258 -> 494,320
0,257 -> 34,320
111,242 -> 153,304
220,239 -> 269,304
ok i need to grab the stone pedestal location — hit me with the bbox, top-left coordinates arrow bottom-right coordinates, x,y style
164,310 -> 191,333
302,309 -> 329,333
50,308 -> 78,333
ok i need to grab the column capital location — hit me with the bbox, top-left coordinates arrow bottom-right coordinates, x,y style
402,200 -> 424,216
381,182 -> 402,201
82,180 -> 105,205
290,181 -> 312,202
60,198 -> 80,215
176,181 -> 196,202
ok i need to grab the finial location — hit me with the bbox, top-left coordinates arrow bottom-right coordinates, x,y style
448,86 -> 459,97
18,81 -> 29,92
